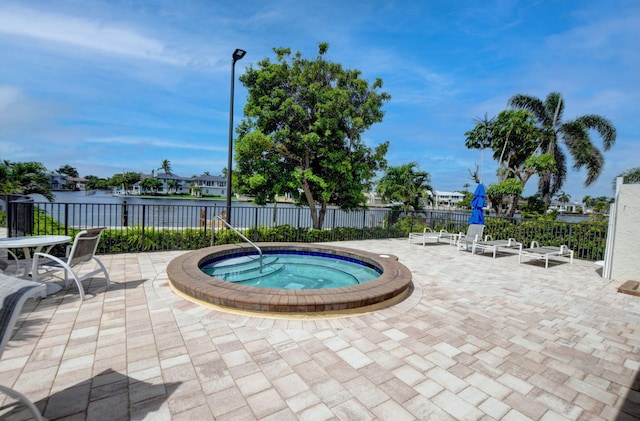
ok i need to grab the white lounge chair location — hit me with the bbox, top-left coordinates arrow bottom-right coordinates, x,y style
0,250 -> 21,275
518,241 -> 574,268
408,228 -> 452,246
456,224 -> 485,251
471,236 -> 522,258
0,273 -> 46,420
31,228 -> 110,300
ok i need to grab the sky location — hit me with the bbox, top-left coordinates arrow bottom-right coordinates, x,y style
0,1 -> 638,202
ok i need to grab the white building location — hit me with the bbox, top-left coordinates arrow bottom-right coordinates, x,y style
432,190 -> 465,208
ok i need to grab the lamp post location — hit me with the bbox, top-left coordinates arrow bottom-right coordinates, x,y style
226,48 -> 246,226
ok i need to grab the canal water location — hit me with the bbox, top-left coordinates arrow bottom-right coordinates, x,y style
28,191 -> 390,230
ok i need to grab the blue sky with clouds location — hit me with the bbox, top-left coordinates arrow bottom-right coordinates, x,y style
0,1 -> 638,200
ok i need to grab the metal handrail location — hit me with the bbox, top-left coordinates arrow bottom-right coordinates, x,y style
214,216 -> 263,272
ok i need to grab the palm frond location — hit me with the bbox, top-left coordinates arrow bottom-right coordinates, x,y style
574,114 -> 617,151
508,94 -> 549,124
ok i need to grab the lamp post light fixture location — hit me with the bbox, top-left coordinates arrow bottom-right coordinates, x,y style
226,48 -> 246,225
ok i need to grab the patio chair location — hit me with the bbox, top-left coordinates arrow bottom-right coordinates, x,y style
0,273 -> 46,420
31,228 -> 110,300
518,241 -> 574,268
456,224 -> 485,252
408,228 -> 452,246
471,235 -> 523,258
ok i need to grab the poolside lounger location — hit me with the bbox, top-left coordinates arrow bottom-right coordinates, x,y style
472,237 -> 523,258
408,228 -> 452,246
518,241 -> 574,268
0,273 -> 46,420
456,224 -> 485,251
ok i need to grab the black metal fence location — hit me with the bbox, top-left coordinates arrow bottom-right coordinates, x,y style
2,196 -> 608,261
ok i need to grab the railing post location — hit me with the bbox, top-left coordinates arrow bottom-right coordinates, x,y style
332,209 -> 337,242
202,207 -> 208,245
568,223 -> 573,249
141,205 -> 146,252
254,207 -> 259,242
64,204 -> 69,236
122,201 -> 128,227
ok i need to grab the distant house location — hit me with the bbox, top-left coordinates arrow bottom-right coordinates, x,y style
133,173 -> 227,196
364,189 -> 465,209
47,172 -> 67,190
189,175 -> 227,196
433,190 -> 465,208
67,177 -> 88,190
47,173 -> 88,190
548,200 -> 583,214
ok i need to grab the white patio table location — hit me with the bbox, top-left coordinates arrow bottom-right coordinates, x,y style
0,235 -> 72,294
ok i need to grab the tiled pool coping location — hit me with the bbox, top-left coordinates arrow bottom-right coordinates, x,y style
167,242 -> 412,315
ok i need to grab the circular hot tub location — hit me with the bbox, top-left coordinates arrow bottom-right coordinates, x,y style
167,242 -> 412,316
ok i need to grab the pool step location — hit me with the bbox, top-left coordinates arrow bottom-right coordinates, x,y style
222,264 -> 285,283
204,255 -> 283,282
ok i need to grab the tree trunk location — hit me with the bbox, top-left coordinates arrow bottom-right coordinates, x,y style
507,195 -> 519,218
317,202 -> 327,230
301,181 -> 321,229
272,200 -> 278,225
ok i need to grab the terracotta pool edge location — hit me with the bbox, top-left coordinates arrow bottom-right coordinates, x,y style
167,242 -> 413,315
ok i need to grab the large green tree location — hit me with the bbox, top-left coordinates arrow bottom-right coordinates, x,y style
508,92 -> 616,204
140,177 -> 162,194
0,160 -> 53,201
85,175 -> 109,190
109,172 -> 140,194
236,43 -> 390,229
58,164 -> 79,178
376,163 -> 433,213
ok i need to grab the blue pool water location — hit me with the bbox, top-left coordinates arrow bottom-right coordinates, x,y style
200,252 -> 382,289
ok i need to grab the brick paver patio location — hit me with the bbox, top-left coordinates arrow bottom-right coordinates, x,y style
1,238 -> 639,420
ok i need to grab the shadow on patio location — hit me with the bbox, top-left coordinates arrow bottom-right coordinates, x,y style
1,369 -> 180,420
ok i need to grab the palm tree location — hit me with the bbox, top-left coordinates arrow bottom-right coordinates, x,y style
158,160 -> 172,194
158,160 -> 172,176
508,92 -> 616,204
376,162 -> 433,213
555,191 -> 571,212
0,160 -> 54,201
613,167 -> 640,189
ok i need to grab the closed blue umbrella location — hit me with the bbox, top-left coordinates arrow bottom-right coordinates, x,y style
469,183 -> 486,225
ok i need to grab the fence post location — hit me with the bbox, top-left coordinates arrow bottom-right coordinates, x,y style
568,223 -> 573,249
122,201 -> 128,227
362,210 -> 367,240
254,207 -> 259,241
332,209 -> 337,242
64,203 -> 69,236
141,205 -> 146,252
296,208 -> 301,242
201,207 -> 208,245
211,204 -> 217,246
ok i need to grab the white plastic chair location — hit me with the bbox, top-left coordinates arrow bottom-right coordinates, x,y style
32,228 -> 110,300
0,273 -> 46,420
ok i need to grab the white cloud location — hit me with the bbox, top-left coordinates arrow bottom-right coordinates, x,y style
0,85 -> 66,133
86,136 -> 226,152
0,5 -> 187,65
